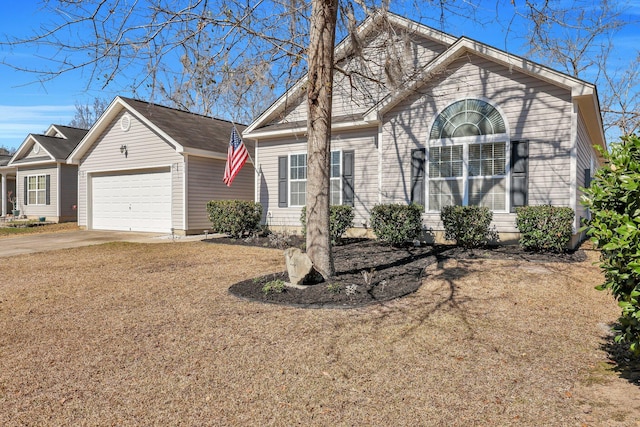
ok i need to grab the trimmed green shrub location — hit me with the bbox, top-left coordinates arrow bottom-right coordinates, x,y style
207,200 -> 262,238
515,205 -> 574,252
582,135 -> 640,355
300,205 -> 355,244
370,203 -> 423,246
440,205 -> 497,248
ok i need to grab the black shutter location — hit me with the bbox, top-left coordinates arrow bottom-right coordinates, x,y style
45,175 -> 51,205
511,140 -> 529,212
342,150 -> 354,206
278,156 -> 288,208
584,168 -> 591,188
23,176 -> 28,206
411,148 -> 426,208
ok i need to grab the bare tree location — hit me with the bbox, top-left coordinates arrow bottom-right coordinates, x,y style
69,97 -> 109,129
521,0 -> 638,137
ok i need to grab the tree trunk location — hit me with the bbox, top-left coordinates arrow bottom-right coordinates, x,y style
306,0 -> 338,280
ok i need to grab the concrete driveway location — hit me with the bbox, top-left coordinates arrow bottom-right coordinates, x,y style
0,230 -> 206,257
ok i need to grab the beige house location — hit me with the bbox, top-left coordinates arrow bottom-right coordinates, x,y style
243,12 -> 606,245
7,125 -> 87,222
68,97 -> 254,234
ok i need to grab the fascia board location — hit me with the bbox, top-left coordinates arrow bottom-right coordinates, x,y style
245,119 -> 378,140
181,147 -> 228,161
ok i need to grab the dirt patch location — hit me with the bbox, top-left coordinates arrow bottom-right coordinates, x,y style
0,239 -> 638,425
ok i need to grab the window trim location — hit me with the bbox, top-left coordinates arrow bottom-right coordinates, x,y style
288,150 -> 343,208
26,174 -> 47,206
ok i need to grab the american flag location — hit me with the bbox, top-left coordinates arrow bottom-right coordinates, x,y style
223,127 -> 249,187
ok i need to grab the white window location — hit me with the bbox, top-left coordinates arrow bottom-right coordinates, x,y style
27,175 -> 47,205
289,151 -> 342,207
427,99 -> 509,212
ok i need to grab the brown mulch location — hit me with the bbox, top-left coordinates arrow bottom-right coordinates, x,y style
214,236 -> 587,308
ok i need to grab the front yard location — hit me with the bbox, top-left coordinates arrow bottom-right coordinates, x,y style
0,239 -> 638,425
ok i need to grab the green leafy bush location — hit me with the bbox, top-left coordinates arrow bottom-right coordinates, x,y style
440,205 -> 497,248
370,203 -> 423,246
582,135 -> 640,355
262,279 -> 286,295
207,200 -> 262,238
300,205 -> 355,244
515,205 -> 574,252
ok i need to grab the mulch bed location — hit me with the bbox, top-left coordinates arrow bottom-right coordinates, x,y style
206,235 -> 588,309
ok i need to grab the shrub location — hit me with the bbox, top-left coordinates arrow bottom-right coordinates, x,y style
370,203 -> 423,246
515,205 -> 574,252
262,279 -> 286,295
440,205 -> 496,248
582,135 -> 640,355
207,200 -> 262,238
300,205 -> 355,244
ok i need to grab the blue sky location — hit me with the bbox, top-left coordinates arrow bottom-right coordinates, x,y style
0,1 -> 638,151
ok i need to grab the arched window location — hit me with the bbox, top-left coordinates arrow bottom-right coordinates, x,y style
427,99 -> 508,212
429,99 -> 506,139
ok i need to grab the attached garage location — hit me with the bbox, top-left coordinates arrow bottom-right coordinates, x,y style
91,168 -> 172,232
68,96 -> 255,235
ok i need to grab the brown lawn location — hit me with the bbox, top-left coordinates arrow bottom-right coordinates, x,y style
0,240 -> 638,426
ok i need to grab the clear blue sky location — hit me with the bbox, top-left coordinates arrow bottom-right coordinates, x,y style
0,1 -> 638,151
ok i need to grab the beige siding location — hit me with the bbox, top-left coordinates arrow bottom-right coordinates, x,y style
575,110 -> 594,223
59,164 -> 78,221
185,155 -> 254,232
273,27 -> 450,126
22,143 -> 49,161
380,52 -> 574,232
16,166 -> 59,219
78,110 -> 185,230
256,129 -> 378,228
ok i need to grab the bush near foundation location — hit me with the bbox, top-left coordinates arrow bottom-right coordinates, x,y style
207,200 -> 262,238
440,205 -> 496,248
582,135 -> 640,355
300,205 -> 354,244
370,203 -> 423,246
515,205 -> 574,252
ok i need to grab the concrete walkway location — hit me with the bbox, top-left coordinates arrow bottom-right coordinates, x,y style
0,230 -> 207,257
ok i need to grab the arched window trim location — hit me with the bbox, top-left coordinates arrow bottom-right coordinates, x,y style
429,98 -> 508,141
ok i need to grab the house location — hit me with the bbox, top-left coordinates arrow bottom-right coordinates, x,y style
0,150 -> 16,217
7,125 -> 88,222
67,96 -> 254,234
242,12 -> 605,246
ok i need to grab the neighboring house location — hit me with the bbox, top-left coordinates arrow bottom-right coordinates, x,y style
243,12 -> 605,246
67,96 -> 254,234
7,125 -> 88,222
0,151 -> 16,217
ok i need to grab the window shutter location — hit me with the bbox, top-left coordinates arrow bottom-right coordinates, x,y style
411,148 -> 426,208
584,168 -> 591,188
510,140 -> 529,212
342,150 -> 355,207
278,156 -> 288,208
24,177 -> 28,206
46,175 -> 51,205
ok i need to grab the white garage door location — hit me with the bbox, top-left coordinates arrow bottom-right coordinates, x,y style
91,169 -> 172,232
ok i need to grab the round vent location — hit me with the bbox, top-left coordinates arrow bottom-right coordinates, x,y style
120,114 -> 131,132
33,143 -> 40,154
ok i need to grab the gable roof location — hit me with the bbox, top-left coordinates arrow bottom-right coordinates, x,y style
8,125 -> 88,167
243,12 -> 605,152
68,96 -> 249,163
243,11 -> 457,137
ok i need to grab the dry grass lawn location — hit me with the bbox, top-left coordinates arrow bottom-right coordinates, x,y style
1,240 -> 639,426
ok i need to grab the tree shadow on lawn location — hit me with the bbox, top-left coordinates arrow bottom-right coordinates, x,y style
207,236 -> 587,309
601,326 -> 640,386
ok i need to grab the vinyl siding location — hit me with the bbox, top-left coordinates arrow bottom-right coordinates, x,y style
16,166 -> 58,219
272,27 -> 450,126
380,52 -> 574,233
575,110 -> 594,223
256,129 -> 378,228
78,110 -> 185,230
186,155 -> 254,232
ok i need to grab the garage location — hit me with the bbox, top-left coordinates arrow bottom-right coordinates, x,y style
91,168 -> 172,233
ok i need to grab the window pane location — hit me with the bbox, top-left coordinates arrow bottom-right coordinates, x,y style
429,179 -> 463,211
28,177 -> 37,190
38,175 -> 46,189
469,177 -> 506,210
330,179 -> 341,205
290,181 -> 306,206
331,151 -> 340,178
28,192 -> 37,205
